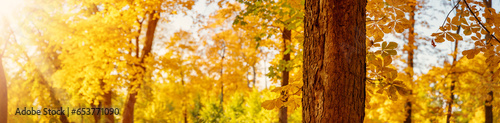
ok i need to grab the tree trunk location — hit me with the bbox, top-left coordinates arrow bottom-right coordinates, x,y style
219,41 -> 225,113
9,28 -> 69,123
446,19 -> 461,123
0,58 -> 8,123
92,102 -> 102,123
252,65 -> 256,88
483,0 -> 493,122
23,51 -> 69,123
26,57 -> 69,123
485,91 -> 493,123
303,0 -> 366,122
121,11 -> 159,123
181,72 -> 188,123
98,78 -> 115,123
445,81 -> 455,123
404,2 -> 416,123
279,28 -> 291,123
103,89 -> 114,123
35,68 -> 69,123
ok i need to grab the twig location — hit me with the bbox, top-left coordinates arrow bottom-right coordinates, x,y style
463,0 -> 500,43
439,0 -> 461,30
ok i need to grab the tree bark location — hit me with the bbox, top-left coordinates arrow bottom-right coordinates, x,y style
485,91 -> 493,123
121,11 -> 159,123
181,72 -> 188,123
99,78 -> 115,123
219,42 -> 225,113
279,28 -> 291,123
404,2 -> 416,123
92,101 -> 102,123
483,1 -> 493,123
252,65 -> 257,88
103,89 -> 114,123
0,58 -> 8,123
446,20 -> 460,123
303,0 -> 366,122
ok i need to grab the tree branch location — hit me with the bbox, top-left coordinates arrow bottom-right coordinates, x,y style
463,0 -> 500,43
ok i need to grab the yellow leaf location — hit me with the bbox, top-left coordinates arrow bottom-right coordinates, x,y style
383,55 -> 392,66
445,33 -> 454,41
463,28 -> 472,35
450,33 -> 463,40
261,100 -> 275,110
451,16 -> 460,25
388,86 -> 398,101
386,42 -> 398,49
462,49 -> 480,59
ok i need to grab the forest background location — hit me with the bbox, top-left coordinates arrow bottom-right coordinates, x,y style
0,0 -> 500,122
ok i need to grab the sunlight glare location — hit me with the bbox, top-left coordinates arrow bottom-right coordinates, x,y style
0,0 -> 24,15
0,0 -> 24,25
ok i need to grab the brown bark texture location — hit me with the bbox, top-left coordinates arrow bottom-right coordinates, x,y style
446,19 -> 461,123
103,90 -> 114,123
485,91 -> 493,123
98,79 -> 115,123
0,58 -> 7,123
121,11 -> 159,123
404,2 -> 416,123
92,102 -> 102,122
303,0 -> 367,122
484,0 -> 493,122
279,28 -> 291,123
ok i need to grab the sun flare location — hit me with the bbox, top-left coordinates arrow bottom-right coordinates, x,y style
0,0 -> 24,25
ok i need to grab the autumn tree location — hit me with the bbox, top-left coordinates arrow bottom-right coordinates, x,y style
235,0 -> 304,122
431,0 -> 500,122
303,0 -> 366,122
482,0 -> 494,122
404,0 -> 417,122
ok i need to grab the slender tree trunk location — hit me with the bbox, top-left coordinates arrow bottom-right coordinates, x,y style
92,101 -> 102,123
279,28 -> 291,123
0,58 -> 7,123
264,60 -> 268,89
252,65 -> 256,88
485,91 -> 493,123
445,80 -> 455,123
98,78 -> 114,123
483,1 -> 493,122
26,54 -> 69,123
24,54 -> 69,123
247,72 -> 251,88
181,72 -> 188,123
32,67 -> 69,123
446,20 -> 461,123
103,88 -> 114,123
404,1 -> 416,123
122,11 -> 159,123
219,42 -> 225,112
0,27 -> 8,123
9,26 -> 69,123
303,0 -> 366,122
